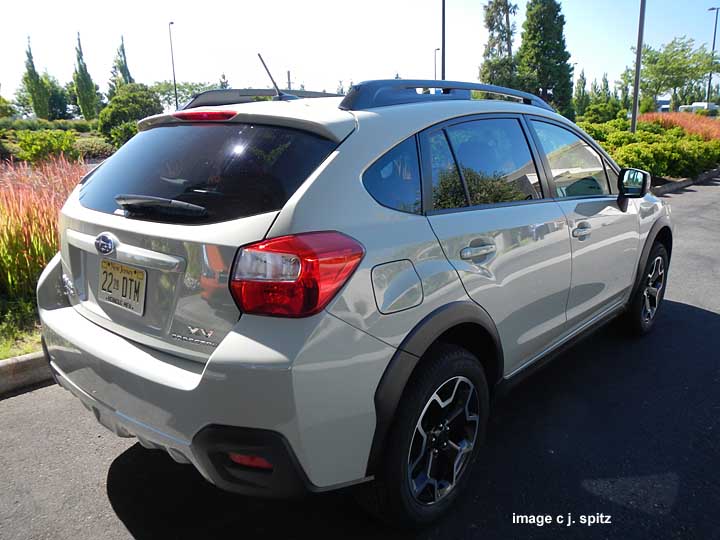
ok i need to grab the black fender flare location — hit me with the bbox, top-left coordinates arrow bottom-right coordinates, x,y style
365,301 -> 504,475
629,215 -> 673,301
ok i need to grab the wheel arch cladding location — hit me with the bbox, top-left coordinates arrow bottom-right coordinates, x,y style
365,301 -> 503,475
631,217 -> 673,301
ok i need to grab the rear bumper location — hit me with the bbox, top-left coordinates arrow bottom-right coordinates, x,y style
38,253 -> 392,494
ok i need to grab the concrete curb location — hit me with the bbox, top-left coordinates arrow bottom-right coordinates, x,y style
0,351 -> 52,398
652,167 -> 720,196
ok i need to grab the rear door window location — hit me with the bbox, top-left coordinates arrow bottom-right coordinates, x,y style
79,123 -> 336,224
445,118 -> 542,205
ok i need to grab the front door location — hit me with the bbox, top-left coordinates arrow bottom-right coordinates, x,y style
528,119 -> 640,329
421,116 -> 572,375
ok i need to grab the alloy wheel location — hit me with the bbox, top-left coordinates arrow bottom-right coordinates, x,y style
642,256 -> 665,322
407,376 -> 480,505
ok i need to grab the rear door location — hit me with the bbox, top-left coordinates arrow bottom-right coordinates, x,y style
60,122 -> 337,361
421,115 -> 572,375
527,118 -> 639,329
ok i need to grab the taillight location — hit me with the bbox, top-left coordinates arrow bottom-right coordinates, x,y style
229,231 -> 365,317
228,453 -> 273,470
173,110 -> 236,121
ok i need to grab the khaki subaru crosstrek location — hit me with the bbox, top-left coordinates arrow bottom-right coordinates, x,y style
37,80 -> 673,526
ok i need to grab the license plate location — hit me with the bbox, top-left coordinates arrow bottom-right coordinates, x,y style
98,259 -> 147,315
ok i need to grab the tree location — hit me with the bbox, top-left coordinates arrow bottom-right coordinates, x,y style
636,37 -> 713,109
479,0 -> 518,87
516,0 -> 574,118
73,33 -> 99,120
573,69 -> 589,117
150,81 -> 214,110
98,83 -> 163,142
337,81 -> 345,95
107,36 -> 134,99
43,74 -> 70,120
0,95 -> 14,118
218,73 -> 230,89
13,86 -> 33,117
23,38 -> 50,119
616,68 -> 633,110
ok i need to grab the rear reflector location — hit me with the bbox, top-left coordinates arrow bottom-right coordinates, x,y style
229,231 -> 365,317
173,110 -> 236,121
228,453 -> 273,470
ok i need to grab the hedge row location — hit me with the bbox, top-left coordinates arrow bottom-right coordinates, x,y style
578,117 -> 720,178
0,130 -> 115,163
0,117 -> 98,133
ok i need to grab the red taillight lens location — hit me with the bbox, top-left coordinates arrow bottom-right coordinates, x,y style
173,110 -> 236,121
229,231 -> 365,317
228,453 -> 273,470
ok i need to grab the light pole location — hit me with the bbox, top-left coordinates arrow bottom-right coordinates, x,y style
441,0 -> 446,80
706,7 -> 720,108
630,0 -> 646,133
434,48 -> 440,80
168,21 -> 179,110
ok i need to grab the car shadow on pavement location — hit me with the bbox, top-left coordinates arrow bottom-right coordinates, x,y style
106,300 -> 720,540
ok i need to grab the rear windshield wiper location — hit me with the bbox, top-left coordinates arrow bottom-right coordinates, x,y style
114,194 -> 208,218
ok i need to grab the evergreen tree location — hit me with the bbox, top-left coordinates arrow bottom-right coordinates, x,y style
218,73 -> 230,89
479,0 -> 518,87
600,73 -> 611,102
573,69 -> 589,117
73,33 -> 99,120
23,38 -> 50,119
516,0 -> 574,118
108,36 -> 134,99
43,73 -> 70,120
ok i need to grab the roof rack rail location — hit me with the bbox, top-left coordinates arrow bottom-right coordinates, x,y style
338,80 -> 554,112
182,88 -> 340,110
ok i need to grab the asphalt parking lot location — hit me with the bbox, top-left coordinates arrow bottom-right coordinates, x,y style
1,179 -> 719,540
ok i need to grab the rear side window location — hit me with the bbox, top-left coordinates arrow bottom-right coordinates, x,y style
531,121 -> 610,198
446,119 -> 542,205
79,124 -> 336,224
362,137 -> 422,214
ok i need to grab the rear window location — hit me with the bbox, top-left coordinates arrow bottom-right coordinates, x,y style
79,123 -> 336,224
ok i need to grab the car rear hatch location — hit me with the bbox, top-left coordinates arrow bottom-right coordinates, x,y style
59,108 -> 352,362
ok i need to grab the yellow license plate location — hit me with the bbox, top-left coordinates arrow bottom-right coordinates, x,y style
98,259 -> 147,315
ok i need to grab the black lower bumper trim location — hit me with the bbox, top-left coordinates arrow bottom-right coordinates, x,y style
192,425 -> 316,498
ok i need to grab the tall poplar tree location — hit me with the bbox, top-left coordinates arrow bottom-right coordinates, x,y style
479,0 -> 518,87
73,33 -> 99,120
108,36 -> 134,99
516,0 -> 574,118
23,38 -> 50,119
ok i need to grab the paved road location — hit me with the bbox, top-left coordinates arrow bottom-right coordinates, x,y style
1,180 -> 719,540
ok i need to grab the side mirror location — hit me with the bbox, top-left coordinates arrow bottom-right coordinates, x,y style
618,168 -> 651,198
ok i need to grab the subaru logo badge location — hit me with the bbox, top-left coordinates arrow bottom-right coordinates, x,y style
94,233 -> 116,255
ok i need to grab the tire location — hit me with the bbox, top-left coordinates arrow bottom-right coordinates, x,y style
624,242 -> 669,336
356,343 -> 489,528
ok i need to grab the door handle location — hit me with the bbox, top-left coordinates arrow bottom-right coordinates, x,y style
460,244 -> 496,260
571,222 -> 592,239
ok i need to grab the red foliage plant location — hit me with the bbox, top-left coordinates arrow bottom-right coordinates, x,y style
639,112 -> 720,140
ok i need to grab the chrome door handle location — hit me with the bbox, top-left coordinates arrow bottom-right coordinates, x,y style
460,244 -> 496,260
572,222 -> 592,239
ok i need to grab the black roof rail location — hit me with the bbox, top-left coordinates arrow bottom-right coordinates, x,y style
182,88 -> 340,110
338,80 -> 554,112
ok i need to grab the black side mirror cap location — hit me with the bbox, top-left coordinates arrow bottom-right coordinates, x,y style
618,168 -> 651,198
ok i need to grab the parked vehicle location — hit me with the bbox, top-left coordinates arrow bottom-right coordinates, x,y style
37,80 -> 673,526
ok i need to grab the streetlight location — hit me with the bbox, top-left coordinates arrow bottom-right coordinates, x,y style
434,48 -> 440,80
630,0 -> 646,133
168,21 -> 179,110
441,0 -> 446,80
706,7 -> 720,108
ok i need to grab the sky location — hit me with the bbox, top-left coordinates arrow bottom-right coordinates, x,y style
0,0 -> 718,99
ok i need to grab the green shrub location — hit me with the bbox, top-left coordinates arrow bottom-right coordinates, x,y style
15,130 -> 78,163
98,83 -> 162,141
695,108 -> 710,117
74,136 -> 115,159
109,121 -> 138,148
636,121 -> 665,134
